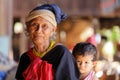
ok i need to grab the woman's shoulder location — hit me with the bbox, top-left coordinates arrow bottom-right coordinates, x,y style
54,43 -> 68,50
20,52 -> 28,58
52,43 -> 70,53
19,52 -> 30,61
47,43 -> 71,57
52,43 -> 72,56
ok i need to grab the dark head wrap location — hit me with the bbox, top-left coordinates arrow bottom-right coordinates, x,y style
30,4 -> 67,24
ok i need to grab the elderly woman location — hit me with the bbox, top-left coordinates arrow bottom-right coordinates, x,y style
15,4 -> 80,80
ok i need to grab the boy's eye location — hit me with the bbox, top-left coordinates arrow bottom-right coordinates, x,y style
76,60 -> 81,63
76,61 -> 80,64
85,62 -> 88,64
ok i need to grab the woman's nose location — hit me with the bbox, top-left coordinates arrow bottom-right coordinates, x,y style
36,25 -> 42,32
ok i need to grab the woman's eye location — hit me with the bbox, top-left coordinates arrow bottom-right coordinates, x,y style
29,23 -> 39,30
31,23 -> 38,27
42,24 -> 48,30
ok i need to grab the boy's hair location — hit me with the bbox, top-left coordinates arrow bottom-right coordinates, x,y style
72,42 -> 97,61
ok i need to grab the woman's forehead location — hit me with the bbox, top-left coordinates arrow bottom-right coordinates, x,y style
30,16 -> 48,22
30,16 -> 55,26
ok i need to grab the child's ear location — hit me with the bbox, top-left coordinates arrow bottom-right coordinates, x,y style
93,61 -> 97,66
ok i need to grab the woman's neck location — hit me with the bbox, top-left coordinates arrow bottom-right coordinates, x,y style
34,40 -> 50,53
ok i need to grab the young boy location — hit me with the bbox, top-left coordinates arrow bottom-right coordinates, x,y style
72,42 -> 98,80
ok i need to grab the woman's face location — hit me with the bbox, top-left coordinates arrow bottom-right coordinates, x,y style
27,16 -> 56,44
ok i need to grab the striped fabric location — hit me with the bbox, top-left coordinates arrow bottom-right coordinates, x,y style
84,70 -> 95,80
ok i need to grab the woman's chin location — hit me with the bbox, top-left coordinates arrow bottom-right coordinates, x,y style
33,39 -> 43,44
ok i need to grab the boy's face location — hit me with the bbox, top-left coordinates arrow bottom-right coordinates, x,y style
75,54 -> 96,74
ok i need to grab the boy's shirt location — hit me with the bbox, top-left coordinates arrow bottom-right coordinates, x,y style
84,70 -> 98,80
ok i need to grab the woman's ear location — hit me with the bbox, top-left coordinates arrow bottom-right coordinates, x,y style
51,26 -> 57,36
53,26 -> 57,32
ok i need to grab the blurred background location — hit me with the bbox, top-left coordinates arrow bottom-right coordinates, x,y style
0,0 -> 120,80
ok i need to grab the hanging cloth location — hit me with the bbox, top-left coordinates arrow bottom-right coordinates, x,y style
22,40 -> 56,80
22,58 -> 54,80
